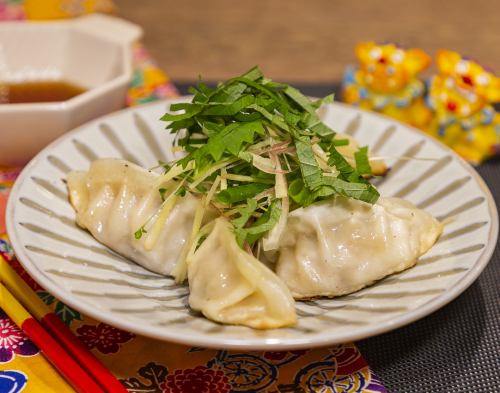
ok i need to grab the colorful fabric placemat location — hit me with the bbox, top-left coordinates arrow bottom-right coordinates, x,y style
0,1 -> 386,392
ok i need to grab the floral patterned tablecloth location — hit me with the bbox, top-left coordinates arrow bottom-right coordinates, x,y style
0,1 -> 387,392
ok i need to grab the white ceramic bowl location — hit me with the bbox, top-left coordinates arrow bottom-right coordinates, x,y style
0,14 -> 142,166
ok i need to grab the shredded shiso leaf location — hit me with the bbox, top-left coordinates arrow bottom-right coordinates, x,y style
147,66 -> 379,254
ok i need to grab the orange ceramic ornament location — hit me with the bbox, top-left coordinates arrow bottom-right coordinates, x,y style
343,42 -> 432,129
426,50 -> 500,164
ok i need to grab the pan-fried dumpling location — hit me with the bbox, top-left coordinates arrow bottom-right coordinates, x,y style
67,158 -> 202,276
188,218 -> 297,328
276,197 -> 443,299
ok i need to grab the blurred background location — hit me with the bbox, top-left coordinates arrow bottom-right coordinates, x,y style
120,0 -> 500,83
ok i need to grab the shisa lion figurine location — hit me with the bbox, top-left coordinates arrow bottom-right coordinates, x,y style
426,49 -> 500,164
343,42 -> 432,128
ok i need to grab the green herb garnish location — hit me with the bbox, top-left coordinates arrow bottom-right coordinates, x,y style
160,66 -> 379,248
134,226 -> 147,240
159,188 -> 167,201
354,146 -> 372,176
174,186 -> 187,197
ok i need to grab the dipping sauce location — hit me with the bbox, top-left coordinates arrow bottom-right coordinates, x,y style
0,81 -> 86,104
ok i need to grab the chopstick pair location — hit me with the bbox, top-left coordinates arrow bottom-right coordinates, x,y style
0,256 -> 128,393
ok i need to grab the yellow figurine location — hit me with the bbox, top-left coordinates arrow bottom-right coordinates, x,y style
343,42 -> 432,128
426,49 -> 500,164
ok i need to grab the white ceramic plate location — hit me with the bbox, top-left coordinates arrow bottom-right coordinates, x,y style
7,99 -> 498,350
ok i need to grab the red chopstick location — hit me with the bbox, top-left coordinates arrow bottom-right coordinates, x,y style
43,313 -> 128,392
0,282 -> 105,393
0,257 -> 128,392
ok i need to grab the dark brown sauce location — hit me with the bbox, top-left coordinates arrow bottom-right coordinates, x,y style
0,81 -> 86,104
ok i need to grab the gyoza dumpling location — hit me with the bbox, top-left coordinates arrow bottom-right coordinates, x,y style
188,218 -> 297,329
67,158 -> 203,276
276,197 -> 443,299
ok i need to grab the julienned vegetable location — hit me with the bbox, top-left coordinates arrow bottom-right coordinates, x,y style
157,66 -> 379,249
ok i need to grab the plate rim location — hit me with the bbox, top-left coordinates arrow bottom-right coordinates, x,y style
6,98 -> 499,350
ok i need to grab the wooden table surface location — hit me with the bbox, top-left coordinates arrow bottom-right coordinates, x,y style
119,0 -> 499,83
